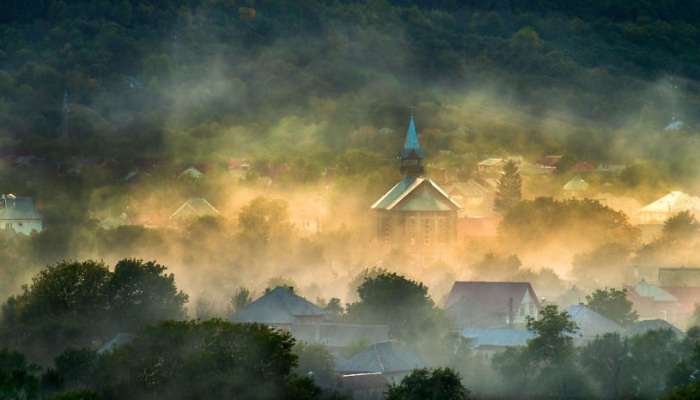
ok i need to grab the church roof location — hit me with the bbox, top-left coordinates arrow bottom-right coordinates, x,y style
398,115 -> 424,159
371,177 -> 461,212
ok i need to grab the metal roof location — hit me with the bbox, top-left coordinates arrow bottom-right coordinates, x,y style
0,196 -> 43,221
640,191 -> 700,213
371,177 -> 461,212
564,304 -> 625,337
337,341 -> 429,374
632,280 -> 677,302
228,286 -> 328,325
398,116 -> 424,159
563,176 -> 589,191
462,328 -> 536,348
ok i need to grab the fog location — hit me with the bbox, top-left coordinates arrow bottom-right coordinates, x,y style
2,1 -> 700,397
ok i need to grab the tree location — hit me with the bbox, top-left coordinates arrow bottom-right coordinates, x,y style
236,196 -> 294,252
228,286 -> 253,315
0,259 -> 188,365
109,259 -> 189,332
663,210 -> 699,238
98,319 -> 318,399
585,288 -> 638,327
493,159 -> 522,214
579,333 -> 635,399
345,273 -> 447,342
386,367 -> 470,400
0,348 -> 40,400
525,304 -> 578,363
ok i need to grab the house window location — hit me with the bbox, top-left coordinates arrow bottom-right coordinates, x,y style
519,306 -> 525,316
423,219 -> 431,245
437,217 -> 446,244
4,223 -> 11,229
382,218 -> 391,243
409,218 -> 417,245
529,303 -> 534,314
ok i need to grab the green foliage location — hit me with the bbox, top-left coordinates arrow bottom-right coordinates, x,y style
0,259 -> 188,365
98,319 -> 315,400
579,333 -> 635,398
228,286 -> 253,315
585,288 -> 638,327
236,196 -> 293,251
663,210 -> 699,238
499,197 -> 640,254
493,159 -> 522,214
293,342 -> 335,385
345,273 -> 446,342
525,304 -> 578,364
386,367 -> 470,400
0,348 -> 40,400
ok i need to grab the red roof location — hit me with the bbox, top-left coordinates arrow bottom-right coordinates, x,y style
572,162 -> 596,172
445,281 -> 541,312
537,155 -> 562,168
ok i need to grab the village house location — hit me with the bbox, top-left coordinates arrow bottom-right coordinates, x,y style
229,287 -> 390,350
335,341 -> 430,384
639,191 -> 700,224
564,303 -> 625,345
625,280 -> 679,325
461,327 -> 536,361
371,116 -> 461,257
0,194 -> 43,235
477,158 -> 506,176
228,286 -> 329,331
445,282 -> 541,329
535,155 -> 562,173
169,198 -> 221,226
562,176 -> 589,198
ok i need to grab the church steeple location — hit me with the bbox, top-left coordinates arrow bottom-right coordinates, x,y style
398,115 -> 425,177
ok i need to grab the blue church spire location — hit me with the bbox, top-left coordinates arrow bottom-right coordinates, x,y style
398,115 -> 425,177
399,115 -> 425,159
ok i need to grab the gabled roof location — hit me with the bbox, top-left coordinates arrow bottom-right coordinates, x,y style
0,196 -> 43,221
625,319 -> 683,339
572,162 -> 597,172
640,191 -> 700,213
181,166 -> 203,179
445,282 -> 541,313
631,280 -> 677,302
446,297 -> 506,329
228,286 -> 327,325
336,341 -> 429,374
478,158 -> 505,167
554,285 -> 587,309
291,323 -> 389,348
170,198 -> 220,221
372,177 -> 461,212
398,115 -> 424,159
442,180 -> 489,198
462,328 -> 536,348
564,304 -> 625,337
537,155 -> 562,168
563,176 -> 589,191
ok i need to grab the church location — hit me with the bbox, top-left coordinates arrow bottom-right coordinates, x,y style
371,116 -> 460,254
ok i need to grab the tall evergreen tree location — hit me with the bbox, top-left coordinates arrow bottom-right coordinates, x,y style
493,159 -> 522,213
